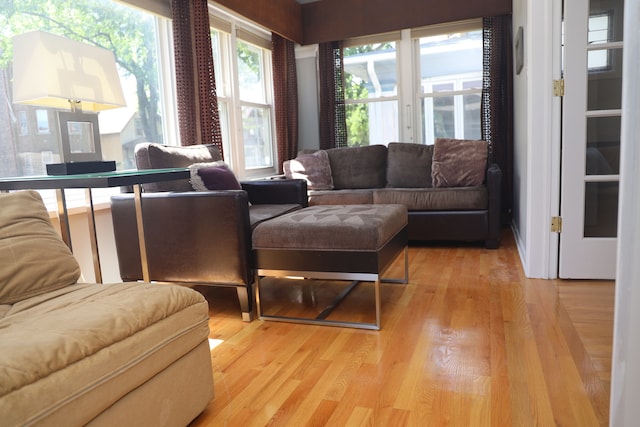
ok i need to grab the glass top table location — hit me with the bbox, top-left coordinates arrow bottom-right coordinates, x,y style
0,168 -> 190,283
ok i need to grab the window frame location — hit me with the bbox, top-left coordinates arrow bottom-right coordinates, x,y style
209,6 -> 277,179
341,20 -> 483,147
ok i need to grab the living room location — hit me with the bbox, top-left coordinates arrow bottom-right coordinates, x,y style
1,0 -> 639,425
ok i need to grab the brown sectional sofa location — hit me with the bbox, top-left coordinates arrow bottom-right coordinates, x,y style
0,191 -> 213,426
285,141 -> 502,248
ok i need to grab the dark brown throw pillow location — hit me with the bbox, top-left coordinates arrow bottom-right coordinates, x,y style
283,150 -> 334,190
431,138 -> 488,188
189,162 -> 241,191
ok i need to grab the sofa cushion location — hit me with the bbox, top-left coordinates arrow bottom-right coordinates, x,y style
0,282 -> 210,426
325,145 -> 387,189
431,138 -> 488,188
0,191 -> 81,305
283,150 -> 334,190
248,204 -> 303,229
135,143 -> 223,192
308,189 -> 374,206
189,161 -> 241,191
386,142 -> 434,188
373,187 -> 488,211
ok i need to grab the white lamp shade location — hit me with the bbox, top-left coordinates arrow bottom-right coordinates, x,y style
12,31 -> 126,111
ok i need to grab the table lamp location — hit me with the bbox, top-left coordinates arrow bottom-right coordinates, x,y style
12,30 -> 126,175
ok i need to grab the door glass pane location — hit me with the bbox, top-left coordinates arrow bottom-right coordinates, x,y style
242,106 -> 272,169
584,182 -> 619,237
587,48 -> 623,110
589,0 -> 624,44
586,116 -> 620,174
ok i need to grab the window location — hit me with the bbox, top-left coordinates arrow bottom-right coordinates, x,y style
342,21 -> 483,147
210,7 -> 276,177
343,39 -> 399,146
0,0 -> 175,208
588,13 -> 612,69
419,30 -> 483,144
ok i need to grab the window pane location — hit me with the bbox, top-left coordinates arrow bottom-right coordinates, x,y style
463,93 -> 482,139
237,41 -> 266,103
584,182 -> 619,237
587,48 -> 623,109
586,116 -> 621,175
419,31 -> 483,95
345,100 -> 398,146
344,42 -> 397,99
0,0 -> 166,177
418,29 -> 482,145
242,106 -> 272,168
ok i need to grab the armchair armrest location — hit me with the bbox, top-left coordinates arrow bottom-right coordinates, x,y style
111,191 -> 253,286
241,179 -> 308,207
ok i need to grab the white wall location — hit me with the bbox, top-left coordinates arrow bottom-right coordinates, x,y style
511,0 -> 561,279
296,45 -> 320,151
610,0 -> 640,424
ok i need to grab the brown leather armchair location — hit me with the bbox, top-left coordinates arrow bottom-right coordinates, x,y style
110,143 -> 308,321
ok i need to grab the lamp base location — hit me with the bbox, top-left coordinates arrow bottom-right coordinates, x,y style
46,161 -> 116,175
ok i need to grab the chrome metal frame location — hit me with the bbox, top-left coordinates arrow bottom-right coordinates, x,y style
255,246 -> 409,330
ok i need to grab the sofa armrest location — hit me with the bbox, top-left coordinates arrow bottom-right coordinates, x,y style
486,163 -> 503,248
110,191 -> 253,285
241,179 -> 308,207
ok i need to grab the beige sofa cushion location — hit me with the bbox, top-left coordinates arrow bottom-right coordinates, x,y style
386,142 -> 434,188
0,191 -> 81,305
431,138 -> 488,188
0,282 -> 210,426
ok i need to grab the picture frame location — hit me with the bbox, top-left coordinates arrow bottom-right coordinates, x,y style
57,111 -> 102,163
515,26 -> 524,75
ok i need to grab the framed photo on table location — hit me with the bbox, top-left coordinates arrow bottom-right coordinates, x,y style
58,111 -> 102,162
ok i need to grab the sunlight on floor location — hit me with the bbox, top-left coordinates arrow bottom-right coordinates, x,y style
208,338 -> 224,350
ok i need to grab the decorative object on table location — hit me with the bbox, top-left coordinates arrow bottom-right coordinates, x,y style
12,30 -> 125,174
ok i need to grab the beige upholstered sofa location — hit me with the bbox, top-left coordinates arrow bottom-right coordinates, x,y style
284,140 -> 502,248
0,191 -> 213,426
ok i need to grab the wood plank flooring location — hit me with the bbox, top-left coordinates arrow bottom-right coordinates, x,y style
189,229 -> 613,426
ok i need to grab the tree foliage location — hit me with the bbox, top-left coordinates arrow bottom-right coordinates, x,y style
0,0 -> 162,143
343,43 -> 393,147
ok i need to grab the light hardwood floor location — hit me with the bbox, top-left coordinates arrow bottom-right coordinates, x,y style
190,229 -> 613,426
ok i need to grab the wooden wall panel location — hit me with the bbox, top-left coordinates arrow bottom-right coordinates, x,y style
213,0 -> 303,44
301,0 -> 512,44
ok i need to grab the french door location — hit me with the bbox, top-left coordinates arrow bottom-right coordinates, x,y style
559,0 -> 624,279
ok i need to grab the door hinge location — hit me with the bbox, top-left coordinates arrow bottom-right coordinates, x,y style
553,79 -> 565,97
551,216 -> 563,233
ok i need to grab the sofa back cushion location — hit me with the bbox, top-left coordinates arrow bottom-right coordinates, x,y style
0,191 -> 81,304
283,150 -> 334,190
325,145 -> 387,189
386,142 -> 434,188
431,138 -> 488,188
135,143 -> 223,192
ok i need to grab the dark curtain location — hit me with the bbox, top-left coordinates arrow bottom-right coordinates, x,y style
318,41 -> 347,149
272,33 -> 299,173
482,15 -> 514,223
171,0 -> 224,155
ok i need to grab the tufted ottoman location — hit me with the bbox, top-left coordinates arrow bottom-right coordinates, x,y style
252,204 -> 408,330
